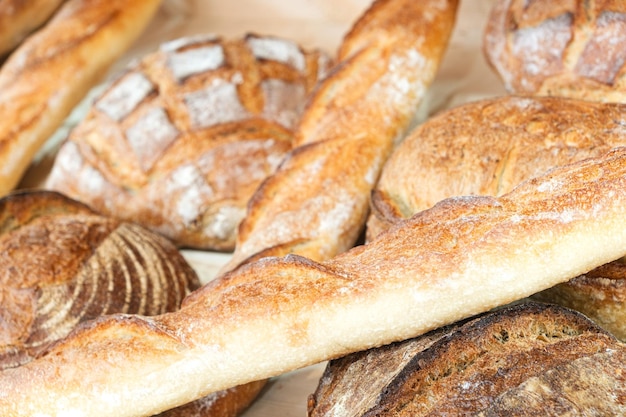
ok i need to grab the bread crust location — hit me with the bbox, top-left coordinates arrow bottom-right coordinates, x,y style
0,190 -> 201,369
308,302 -> 626,416
220,0 -> 459,272
2,145 -> 626,416
368,95 -> 626,240
0,0 -> 65,56
0,0 -> 161,197
483,0 -> 626,101
45,33 -> 331,251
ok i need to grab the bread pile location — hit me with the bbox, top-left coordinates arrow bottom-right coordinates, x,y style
1,0 -> 626,416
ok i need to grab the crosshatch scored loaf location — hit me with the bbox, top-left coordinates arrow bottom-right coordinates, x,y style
46,32 -> 331,251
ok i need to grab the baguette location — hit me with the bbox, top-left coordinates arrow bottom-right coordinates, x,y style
220,0 -> 458,271
2,144 -> 626,416
0,0 -> 65,57
0,0 -> 162,197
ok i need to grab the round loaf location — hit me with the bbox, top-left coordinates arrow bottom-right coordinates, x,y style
0,190 -> 201,370
308,301 -> 626,416
368,95 -> 626,240
483,0 -> 626,102
46,33 -> 331,251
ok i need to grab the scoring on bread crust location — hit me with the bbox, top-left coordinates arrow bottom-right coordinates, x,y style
46,33 -> 331,250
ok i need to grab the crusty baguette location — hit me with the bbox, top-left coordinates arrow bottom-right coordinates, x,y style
308,301 -> 626,416
483,0 -> 626,102
0,0 -> 162,197
0,0 -> 65,57
220,0 -> 459,271
2,144 -> 626,416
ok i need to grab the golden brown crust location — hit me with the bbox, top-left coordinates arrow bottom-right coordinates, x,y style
0,190 -> 200,370
2,145 -> 626,416
534,258 -> 626,341
221,0 -> 459,272
308,302 -> 626,417
367,95 -> 626,240
483,0 -> 626,101
0,0 -> 65,56
0,0 -> 161,197
45,33 -> 331,251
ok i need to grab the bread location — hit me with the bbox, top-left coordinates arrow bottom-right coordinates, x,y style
367,95 -> 626,342
0,0 -> 65,57
0,0 -> 161,198
534,258 -> 626,341
367,95 -> 626,240
2,142 -> 626,416
483,0 -> 626,102
307,301 -> 626,416
220,0 -> 459,272
0,189 -> 201,367
45,33 -> 331,251
0,190 -> 260,417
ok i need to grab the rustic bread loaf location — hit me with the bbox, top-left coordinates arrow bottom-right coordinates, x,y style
45,33 -> 331,251
220,0 -> 459,272
0,190 -> 200,369
0,0 -> 161,198
367,95 -> 626,240
483,0 -> 626,102
0,0 -> 65,57
2,144 -> 626,416
307,301 -> 626,416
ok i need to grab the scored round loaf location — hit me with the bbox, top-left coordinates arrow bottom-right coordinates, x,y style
307,301 -> 626,416
45,33 -> 331,251
0,190 -> 201,369
483,0 -> 626,102
0,189 -> 263,417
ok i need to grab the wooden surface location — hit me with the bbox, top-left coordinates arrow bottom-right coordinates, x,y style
21,0 -> 507,415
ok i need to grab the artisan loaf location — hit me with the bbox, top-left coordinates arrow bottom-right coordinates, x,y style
483,0 -> 626,102
2,145 -> 626,416
0,0 -> 161,197
0,0 -> 65,57
0,189 -> 200,369
307,301 -> 626,416
46,33 -> 331,251
367,95 -> 626,240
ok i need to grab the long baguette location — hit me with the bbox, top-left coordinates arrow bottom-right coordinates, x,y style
220,0 -> 458,272
2,145 -> 626,416
0,0 -> 162,196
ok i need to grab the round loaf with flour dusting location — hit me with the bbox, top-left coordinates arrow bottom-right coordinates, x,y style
45,33 -> 331,251
483,0 -> 626,102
